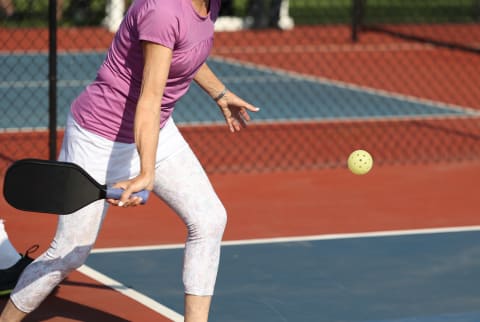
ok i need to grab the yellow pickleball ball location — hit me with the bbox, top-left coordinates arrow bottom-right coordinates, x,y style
347,150 -> 373,175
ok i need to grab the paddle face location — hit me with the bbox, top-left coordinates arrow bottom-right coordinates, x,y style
3,159 -> 105,215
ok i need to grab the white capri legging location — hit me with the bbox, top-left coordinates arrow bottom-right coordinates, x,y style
11,114 -> 227,313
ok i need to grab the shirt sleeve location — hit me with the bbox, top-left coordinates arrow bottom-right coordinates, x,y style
210,0 -> 221,21
137,5 -> 178,49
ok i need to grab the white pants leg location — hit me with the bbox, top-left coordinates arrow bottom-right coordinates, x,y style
10,115 -> 226,312
0,220 -> 21,269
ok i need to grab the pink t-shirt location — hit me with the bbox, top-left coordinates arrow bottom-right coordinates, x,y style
71,0 -> 220,143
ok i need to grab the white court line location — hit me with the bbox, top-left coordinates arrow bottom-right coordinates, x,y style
77,265 -> 184,322
91,225 -> 480,254
0,126 -> 50,133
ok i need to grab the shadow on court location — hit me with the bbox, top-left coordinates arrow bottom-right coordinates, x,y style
0,280 -> 129,322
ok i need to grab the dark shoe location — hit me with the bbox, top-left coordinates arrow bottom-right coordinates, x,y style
0,245 -> 39,296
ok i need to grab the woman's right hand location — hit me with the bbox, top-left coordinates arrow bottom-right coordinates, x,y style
107,173 -> 153,207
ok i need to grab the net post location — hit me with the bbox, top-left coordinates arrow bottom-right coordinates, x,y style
48,0 -> 58,160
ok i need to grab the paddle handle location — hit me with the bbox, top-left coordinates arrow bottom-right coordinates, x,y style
106,188 -> 150,204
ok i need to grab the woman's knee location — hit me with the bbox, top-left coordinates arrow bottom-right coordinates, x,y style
45,243 -> 93,272
187,202 -> 227,241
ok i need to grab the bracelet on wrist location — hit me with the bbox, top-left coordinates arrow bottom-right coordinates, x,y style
213,87 -> 227,101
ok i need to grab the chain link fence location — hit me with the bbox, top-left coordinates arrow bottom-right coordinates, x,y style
1,0 -> 480,174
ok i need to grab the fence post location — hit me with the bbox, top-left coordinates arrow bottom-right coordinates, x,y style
48,0 -> 57,160
351,0 -> 365,42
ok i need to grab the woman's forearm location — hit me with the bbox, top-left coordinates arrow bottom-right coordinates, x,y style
194,63 -> 227,100
135,42 -> 173,182
134,99 -> 161,179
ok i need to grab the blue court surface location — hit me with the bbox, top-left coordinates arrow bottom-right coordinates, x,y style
83,228 -> 480,322
1,52 -> 478,130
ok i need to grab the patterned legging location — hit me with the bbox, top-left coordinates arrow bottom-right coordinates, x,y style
10,116 -> 227,313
